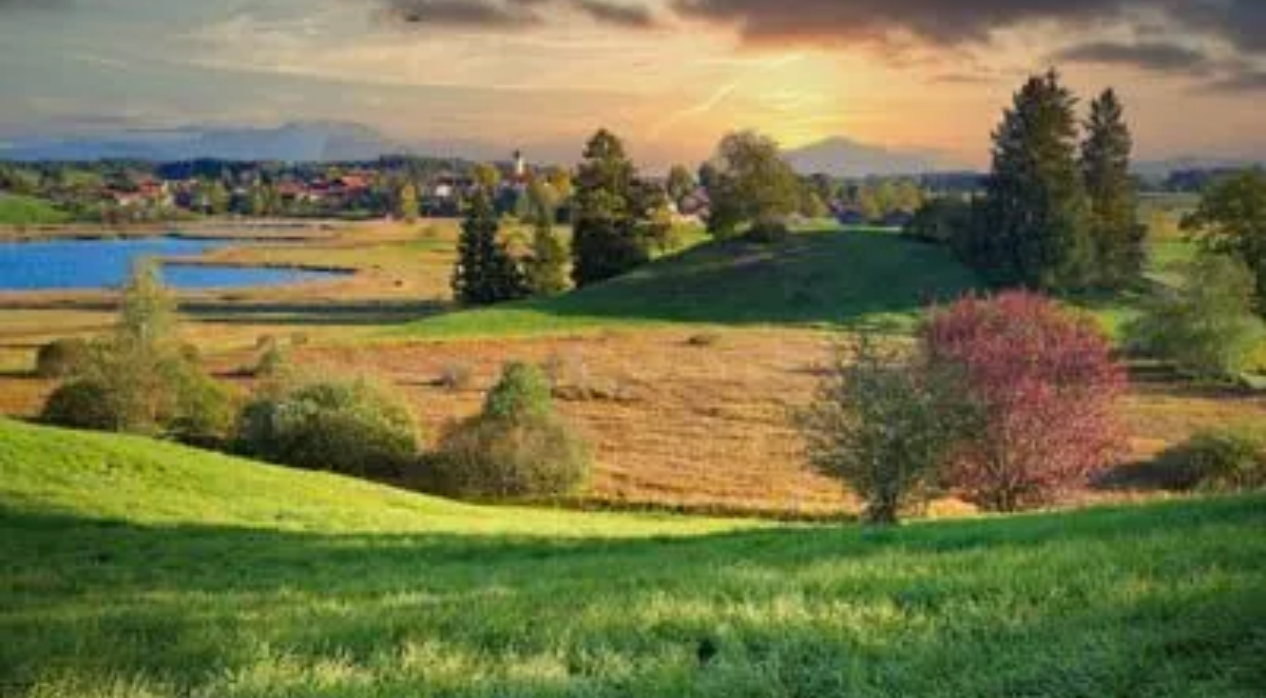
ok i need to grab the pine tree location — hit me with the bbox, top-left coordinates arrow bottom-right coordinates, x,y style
974,70 -> 1093,290
1082,89 -> 1144,289
523,185 -> 569,296
571,129 -> 650,287
451,189 -> 527,306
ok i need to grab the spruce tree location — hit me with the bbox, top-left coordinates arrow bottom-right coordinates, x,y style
524,187 -> 569,296
1082,89 -> 1144,288
451,189 -> 527,306
571,129 -> 650,287
975,70 -> 1093,290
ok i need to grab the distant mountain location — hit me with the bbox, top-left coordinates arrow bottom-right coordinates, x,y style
0,121 -> 404,163
1132,156 -> 1266,180
785,136 -> 953,178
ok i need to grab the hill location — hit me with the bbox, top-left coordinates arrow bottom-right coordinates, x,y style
2,418 -> 1263,697
0,193 -> 71,225
398,226 -> 982,339
0,121 -> 402,163
785,136 -> 953,177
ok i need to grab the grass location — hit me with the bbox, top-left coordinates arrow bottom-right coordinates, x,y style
0,194 -> 71,226
2,418 -> 1264,697
394,227 -> 982,340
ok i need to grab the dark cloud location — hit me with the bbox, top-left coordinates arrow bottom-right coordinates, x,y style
382,0 -> 657,30
670,0 -> 1142,48
572,0 -> 655,29
670,0 -> 1266,58
384,0 -> 544,28
1053,41 -> 1213,73
1167,0 -> 1266,55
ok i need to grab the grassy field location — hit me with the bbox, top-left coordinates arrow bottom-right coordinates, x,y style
0,194 -> 71,226
2,418 -> 1263,697
396,227 -> 981,339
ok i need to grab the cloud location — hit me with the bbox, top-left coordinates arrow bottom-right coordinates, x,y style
1053,41 -> 1212,73
1054,38 -> 1266,93
669,0 -> 1266,58
382,0 -> 657,30
670,0 -> 1142,48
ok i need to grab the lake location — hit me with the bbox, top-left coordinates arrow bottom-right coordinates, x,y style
0,237 -> 343,291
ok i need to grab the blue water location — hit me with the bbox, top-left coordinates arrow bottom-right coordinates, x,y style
0,237 -> 342,291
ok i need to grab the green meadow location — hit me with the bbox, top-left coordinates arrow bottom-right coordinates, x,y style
0,194 -> 71,226
395,227 -> 982,340
2,418 -> 1263,698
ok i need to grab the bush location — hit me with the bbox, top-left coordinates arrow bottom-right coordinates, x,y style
1126,253 -> 1265,381
925,291 -> 1127,511
34,338 -> 90,379
237,379 -> 421,478
170,368 -> 236,448
40,380 -> 116,431
1154,427 -> 1266,493
427,362 -> 592,499
799,336 -> 974,524
906,197 -> 973,245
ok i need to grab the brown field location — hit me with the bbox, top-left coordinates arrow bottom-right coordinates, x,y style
3,219 -> 1264,517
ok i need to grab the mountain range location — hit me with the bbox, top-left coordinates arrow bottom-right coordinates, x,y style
2,122 -> 1260,180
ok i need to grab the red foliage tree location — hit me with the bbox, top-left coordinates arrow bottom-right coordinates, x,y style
923,291 -> 1126,511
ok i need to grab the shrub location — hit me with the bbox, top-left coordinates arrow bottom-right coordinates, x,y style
906,197 -> 973,245
1153,427 -> 1266,493
237,379 -> 421,478
40,380 -> 116,431
428,362 -> 592,499
34,338 -> 90,378
799,335 -> 974,524
924,291 -> 1127,511
1126,253 -> 1265,381
170,368 -> 236,448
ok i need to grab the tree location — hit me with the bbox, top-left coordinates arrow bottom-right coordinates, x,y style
1082,89 -> 1145,288
397,182 -> 420,223
430,362 -> 592,499
705,131 -> 800,239
666,164 -> 696,205
472,163 -> 502,191
451,189 -> 527,305
968,71 -> 1093,290
1184,169 -> 1266,313
924,291 -> 1126,511
523,188 -> 569,296
42,262 -> 232,442
800,335 -> 974,524
1126,253 -> 1266,380
570,129 -> 651,286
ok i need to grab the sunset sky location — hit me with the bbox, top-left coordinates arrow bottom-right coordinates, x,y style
1,0 -> 1264,168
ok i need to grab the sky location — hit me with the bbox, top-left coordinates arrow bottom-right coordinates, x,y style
1,0 -> 1264,169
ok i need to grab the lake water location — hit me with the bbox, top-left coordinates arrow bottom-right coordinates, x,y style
0,237 -> 343,291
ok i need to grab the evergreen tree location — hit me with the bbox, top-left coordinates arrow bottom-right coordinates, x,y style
972,71 -> 1093,290
571,129 -> 650,286
524,187 -> 569,296
451,189 -> 527,306
1082,89 -> 1145,288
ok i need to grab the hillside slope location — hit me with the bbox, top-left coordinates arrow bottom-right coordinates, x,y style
2,419 -> 1263,697
398,227 -> 982,339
